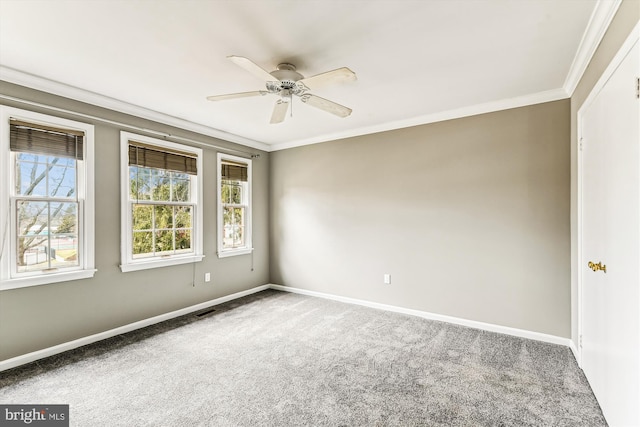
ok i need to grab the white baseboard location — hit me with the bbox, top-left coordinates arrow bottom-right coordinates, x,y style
0,284 -> 270,372
2,283 -> 573,372
268,284 -> 572,348
569,340 -> 580,365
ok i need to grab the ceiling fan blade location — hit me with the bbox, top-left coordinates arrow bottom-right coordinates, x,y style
300,94 -> 352,118
228,55 -> 275,82
206,91 -> 267,101
299,67 -> 357,90
270,100 -> 289,124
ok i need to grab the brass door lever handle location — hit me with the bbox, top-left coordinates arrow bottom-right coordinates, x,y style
588,261 -> 606,273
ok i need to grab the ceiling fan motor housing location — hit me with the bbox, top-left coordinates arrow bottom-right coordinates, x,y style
268,63 -> 305,93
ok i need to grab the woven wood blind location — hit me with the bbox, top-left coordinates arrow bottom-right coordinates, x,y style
10,119 -> 84,160
221,160 -> 248,182
128,143 -> 197,175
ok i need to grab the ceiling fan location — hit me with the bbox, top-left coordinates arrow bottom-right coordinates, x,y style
207,56 -> 357,124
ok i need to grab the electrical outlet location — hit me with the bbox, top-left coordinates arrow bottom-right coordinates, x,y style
205,273 -> 211,282
384,274 -> 391,284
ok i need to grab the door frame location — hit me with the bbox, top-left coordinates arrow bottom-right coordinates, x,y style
576,21 -> 639,368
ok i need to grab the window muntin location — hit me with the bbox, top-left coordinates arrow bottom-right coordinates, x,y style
217,154 -> 252,257
0,107 -> 95,289
129,168 -> 193,259
120,132 -> 203,271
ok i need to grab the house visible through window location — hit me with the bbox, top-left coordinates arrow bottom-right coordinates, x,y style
217,153 -> 252,257
120,132 -> 203,272
0,107 -> 95,289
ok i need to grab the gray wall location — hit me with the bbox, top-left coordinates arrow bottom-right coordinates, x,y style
270,100 -> 570,337
4,3 -> 634,360
570,1 -> 639,343
0,82 -> 270,361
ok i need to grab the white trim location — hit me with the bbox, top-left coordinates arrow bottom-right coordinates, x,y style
1,67 -> 570,153
0,282 -> 576,371
569,340 -> 580,363
119,255 -> 204,273
217,248 -> 254,258
217,153 -> 252,258
0,284 -> 270,372
563,0 -> 623,96
577,21 -> 639,117
0,269 -> 97,291
119,131 -> 204,272
0,106 -> 96,289
0,66 -> 270,153
575,21 -> 639,368
269,284 -> 572,347
269,88 -> 569,151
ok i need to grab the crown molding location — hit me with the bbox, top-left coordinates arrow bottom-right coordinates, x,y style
0,66 -> 270,152
269,87 -> 569,151
1,65 -> 570,154
563,0 -> 622,96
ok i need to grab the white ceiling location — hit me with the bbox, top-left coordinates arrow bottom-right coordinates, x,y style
0,0 -> 619,151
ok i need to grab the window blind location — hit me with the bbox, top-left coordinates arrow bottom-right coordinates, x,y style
10,119 -> 84,160
221,160 -> 248,182
128,143 -> 197,175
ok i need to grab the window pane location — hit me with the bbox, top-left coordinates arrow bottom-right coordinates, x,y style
233,207 -> 244,226
17,152 -> 39,163
17,236 -> 49,272
48,163 -> 76,198
175,206 -> 191,228
52,202 -> 77,234
155,230 -> 174,253
130,167 -> 152,200
222,206 -> 233,249
172,176 -> 190,202
222,181 -> 242,204
154,205 -> 173,229
222,225 -> 233,249
133,231 -> 153,258
233,184 -> 242,204
233,207 -> 244,246
223,206 -> 233,227
152,169 -> 171,201
49,234 -> 79,269
132,205 -> 153,230
176,229 -> 191,252
17,160 -> 47,196
233,225 -> 244,247
16,193 -> 80,273
222,206 -> 245,249
221,182 -> 230,204
17,201 -> 48,237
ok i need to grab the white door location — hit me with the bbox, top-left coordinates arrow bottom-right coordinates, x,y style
580,36 -> 639,427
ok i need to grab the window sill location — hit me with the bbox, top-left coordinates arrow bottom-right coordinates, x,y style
0,269 -> 97,291
217,248 -> 253,258
120,254 -> 204,272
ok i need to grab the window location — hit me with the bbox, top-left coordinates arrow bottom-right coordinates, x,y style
0,107 -> 95,290
120,132 -> 203,272
217,153 -> 252,257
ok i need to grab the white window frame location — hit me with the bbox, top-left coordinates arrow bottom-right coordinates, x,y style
217,153 -> 252,258
0,106 -> 96,290
119,132 -> 203,272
